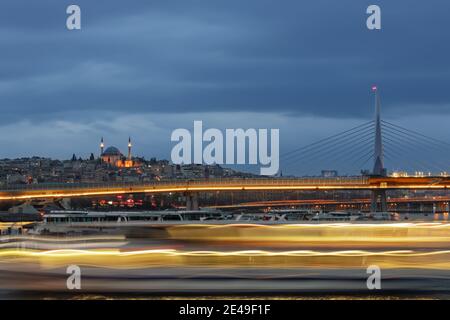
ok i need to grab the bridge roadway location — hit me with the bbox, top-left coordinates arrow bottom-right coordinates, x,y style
1,176 -> 450,201
210,196 -> 450,209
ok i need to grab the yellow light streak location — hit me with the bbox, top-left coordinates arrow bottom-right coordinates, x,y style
162,222 -> 450,245
2,248 -> 450,270
2,182 -> 450,200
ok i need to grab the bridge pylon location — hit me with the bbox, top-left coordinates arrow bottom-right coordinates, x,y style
370,86 -> 388,212
185,192 -> 199,211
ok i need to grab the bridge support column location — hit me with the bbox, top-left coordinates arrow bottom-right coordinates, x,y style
371,190 -> 387,212
58,198 -> 72,210
185,192 -> 199,211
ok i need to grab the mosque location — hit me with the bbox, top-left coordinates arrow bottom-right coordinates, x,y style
99,137 -> 139,168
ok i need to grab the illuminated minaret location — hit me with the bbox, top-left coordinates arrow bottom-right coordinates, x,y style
100,137 -> 105,156
127,137 -> 132,160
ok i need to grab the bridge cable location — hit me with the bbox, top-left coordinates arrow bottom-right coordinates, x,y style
281,125 -> 375,164
382,120 -> 450,148
382,139 -> 442,172
382,133 -> 447,170
381,127 -> 450,171
282,130 -> 375,173
281,121 -> 374,159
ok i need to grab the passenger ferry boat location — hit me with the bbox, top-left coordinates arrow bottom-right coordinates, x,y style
266,209 -> 316,221
232,209 -> 315,222
311,211 -> 364,222
27,208 -> 399,236
40,208 -> 316,225
310,211 -> 400,222
42,209 -> 226,223
30,209 -> 231,235
368,211 -> 400,221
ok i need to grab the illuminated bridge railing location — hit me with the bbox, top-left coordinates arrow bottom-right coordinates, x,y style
0,176 -> 369,192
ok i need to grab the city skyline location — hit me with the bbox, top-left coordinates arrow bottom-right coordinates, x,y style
1,1 -> 450,174
2,1 -> 450,303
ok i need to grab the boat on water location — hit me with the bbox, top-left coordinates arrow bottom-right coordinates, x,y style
234,209 -> 315,222
367,211 -> 400,221
311,211 -> 364,222
28,209 -> 232,235
0,212 -> 41,235
23,208 -> 402,236
310,211 -> 400,222
43,209 -> 226,223
266,209 -> 316,221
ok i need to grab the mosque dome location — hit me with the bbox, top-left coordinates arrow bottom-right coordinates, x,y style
102,146 -> 122,156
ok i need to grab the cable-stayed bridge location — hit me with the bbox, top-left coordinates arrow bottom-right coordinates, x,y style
281,88 -> 450,177
281,118 -> 450,176
1,87 -> 450,212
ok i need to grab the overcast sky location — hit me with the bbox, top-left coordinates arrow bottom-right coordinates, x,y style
1,1 -> 450,175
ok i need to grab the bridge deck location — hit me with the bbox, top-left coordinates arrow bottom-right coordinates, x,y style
0,176 -> 449,201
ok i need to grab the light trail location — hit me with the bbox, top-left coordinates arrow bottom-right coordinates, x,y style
2,248 -> 450,270
210,196 -> 450,209
2,176 -> 450,200
1,222 -> 450,294
0,235 -> 126,242
162,222 -> 450,245
1,248 -> 447,258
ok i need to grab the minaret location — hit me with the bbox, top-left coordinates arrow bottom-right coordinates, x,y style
100,137 -> 105,156
127,137 -> 132,160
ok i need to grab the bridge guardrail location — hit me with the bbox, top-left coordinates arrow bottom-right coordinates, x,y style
0,176 -> 369,192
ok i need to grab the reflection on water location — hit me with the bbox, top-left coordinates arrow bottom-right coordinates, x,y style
436,212 -> 449,221
1,219 -> 450,299
2,293 -> 449,300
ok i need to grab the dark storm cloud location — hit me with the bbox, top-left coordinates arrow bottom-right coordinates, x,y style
1,0 -> 450,126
